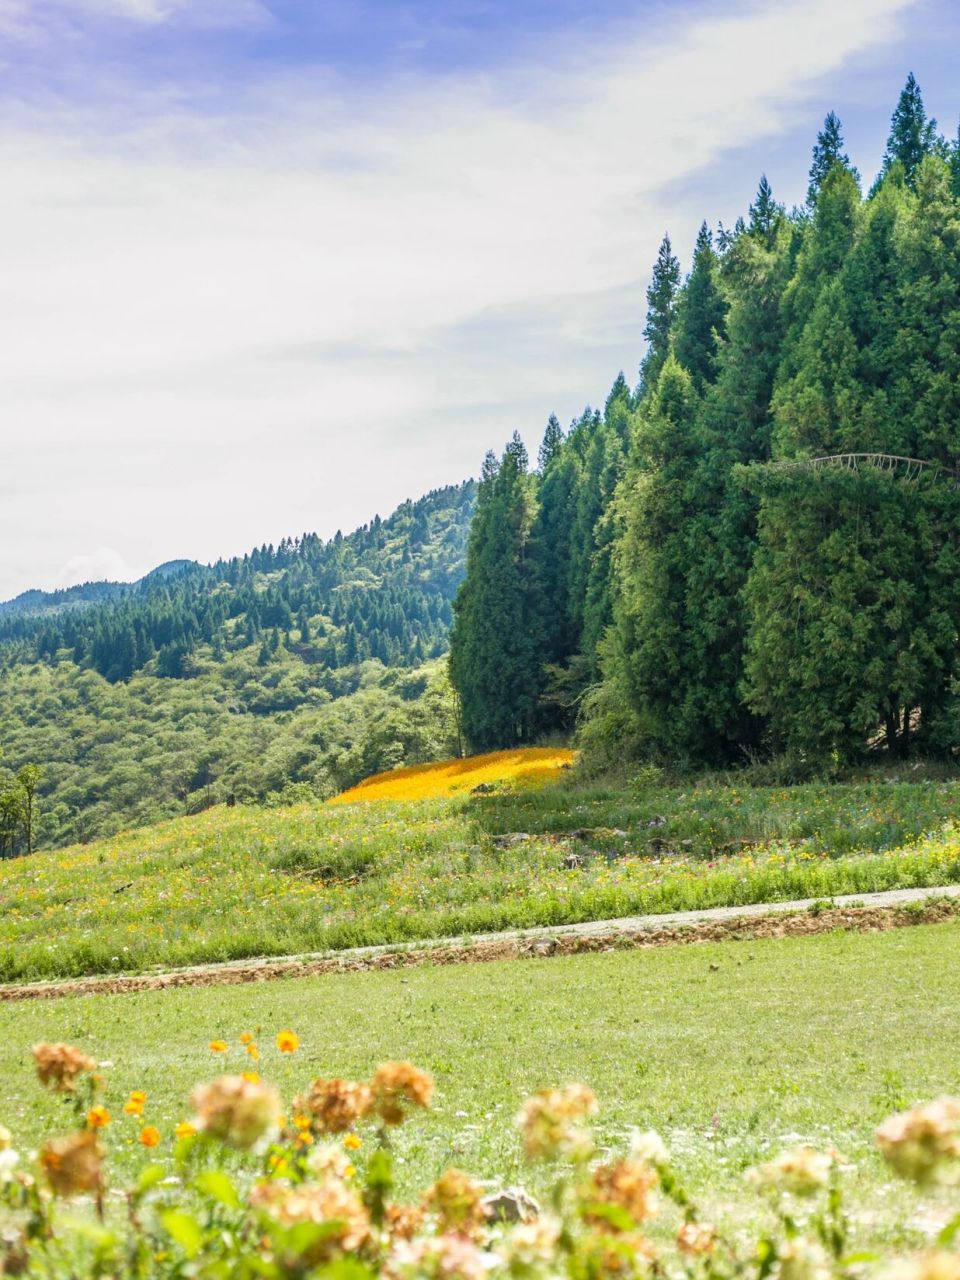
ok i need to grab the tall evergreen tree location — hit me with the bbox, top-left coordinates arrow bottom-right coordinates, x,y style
672,222 -> 728,390
537,414 -> 565,472
449,437 -> 541,749
879,73 -> 938,190
639,234 -> 681,393
806,112 -> 854,207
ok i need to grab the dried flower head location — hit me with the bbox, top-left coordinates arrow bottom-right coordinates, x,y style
306,1142 -> 353,1182
251,1179 -> 370,1261
516,1084 -> 597,1161
0,1231 -> 29,1278
583,1159 -> 659,1229
748,1147 -> 832,1197
504,1216 -> 562,1265
391,1232 -> 496,1280
876,1098 -> 960,1186
39,1130 -> 104,1198
883,1253 -> 960,1280
190,1075 -> 282,1150
298,1078 -> 373,1134
777,1237 -> 832,1280
32,1043 -> 96,1094
676,1222 -> 716,1256
423,1168 -> 488,1238
630,1131 -> 669,1167
371,1062 -> 434,1126
385,1202 -> 427,1242
0,1150 -> 20,1186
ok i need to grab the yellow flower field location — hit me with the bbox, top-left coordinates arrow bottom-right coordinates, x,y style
327,747 -> 576,804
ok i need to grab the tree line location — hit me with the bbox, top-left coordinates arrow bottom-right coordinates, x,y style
450,76 -> 960,768
0,483 -> 475,684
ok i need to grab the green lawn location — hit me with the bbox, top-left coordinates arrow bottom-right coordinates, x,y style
5,775 -> 960,981
3,921 -> 960,1246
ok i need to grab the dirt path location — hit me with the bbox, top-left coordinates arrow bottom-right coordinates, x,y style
3,884 -> 959,1003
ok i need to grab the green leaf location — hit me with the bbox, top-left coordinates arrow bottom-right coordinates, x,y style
938,1214 -> 960,1246
58,1216 -> 117,1251
136,1163 -> 167,1195
194,1169 -> 241,1210
580,1201 -> 636,1233
161,1209 -> 204,1259
365,1148 -> 393,1193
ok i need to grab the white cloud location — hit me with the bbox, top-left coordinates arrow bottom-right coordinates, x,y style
0,0 -> 919,597
53,547 -> 139,589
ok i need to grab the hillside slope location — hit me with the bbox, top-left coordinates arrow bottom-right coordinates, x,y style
0,483 -> 475,849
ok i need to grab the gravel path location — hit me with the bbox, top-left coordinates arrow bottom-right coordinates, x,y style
2,882 -> 959,1003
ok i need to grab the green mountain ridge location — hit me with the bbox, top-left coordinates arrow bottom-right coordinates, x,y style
0,482 -> 475,852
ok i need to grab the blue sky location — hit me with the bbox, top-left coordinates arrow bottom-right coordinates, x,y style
0,0 -> 957,598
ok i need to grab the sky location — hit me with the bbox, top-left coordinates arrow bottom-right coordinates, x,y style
1,0 -> 958,600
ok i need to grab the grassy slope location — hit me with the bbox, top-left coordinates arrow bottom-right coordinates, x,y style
5,773 -> 960,980
3,922 -> 960,1244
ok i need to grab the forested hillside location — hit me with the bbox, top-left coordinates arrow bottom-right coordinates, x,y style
450,76 -> 960,768
0,483 -> 474,850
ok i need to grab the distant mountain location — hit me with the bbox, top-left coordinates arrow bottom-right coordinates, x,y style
0,560 -> 200,620
0,481 -> 476,849
0,580 -> 128,619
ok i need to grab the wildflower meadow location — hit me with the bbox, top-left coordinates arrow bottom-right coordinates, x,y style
4,764 -> 960,981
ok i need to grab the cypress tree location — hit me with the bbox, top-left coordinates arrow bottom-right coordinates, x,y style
639,234 -> 681,393
672,222 -> 728,390
806,112 -> 854,208
450,435 -> 541,749
879,73 -> 938,190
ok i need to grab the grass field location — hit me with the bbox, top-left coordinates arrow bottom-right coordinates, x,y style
3,921 -> 960,1245
5,766 -> 960,980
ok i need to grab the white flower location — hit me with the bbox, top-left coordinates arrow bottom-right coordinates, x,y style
630,1130 -> 669,1166
0,1149 -> 19,1183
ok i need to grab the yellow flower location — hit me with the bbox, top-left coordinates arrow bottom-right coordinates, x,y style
276,1030 -> 300,1054
175,1122 -> 197,1140
139,1126 -> 161,1148
239,1032 -> 254,1045
246,1043 -> 260,1061
86,1105 -> 110,1129
209,1040 -> 229,1053
344,1133 -> 362,1151
243,1071 -> 261,1084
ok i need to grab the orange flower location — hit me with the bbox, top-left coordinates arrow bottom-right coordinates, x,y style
175,1122 -> 197,1140
86,1106 -> 110,1129
246,1043 -> 260,1061
209,1040 -> 228,1053
276,1031 -> 300,1054
139,1126 -> 161,1148
239,1032 -> 254,1045
124,1091 -> 146,1117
